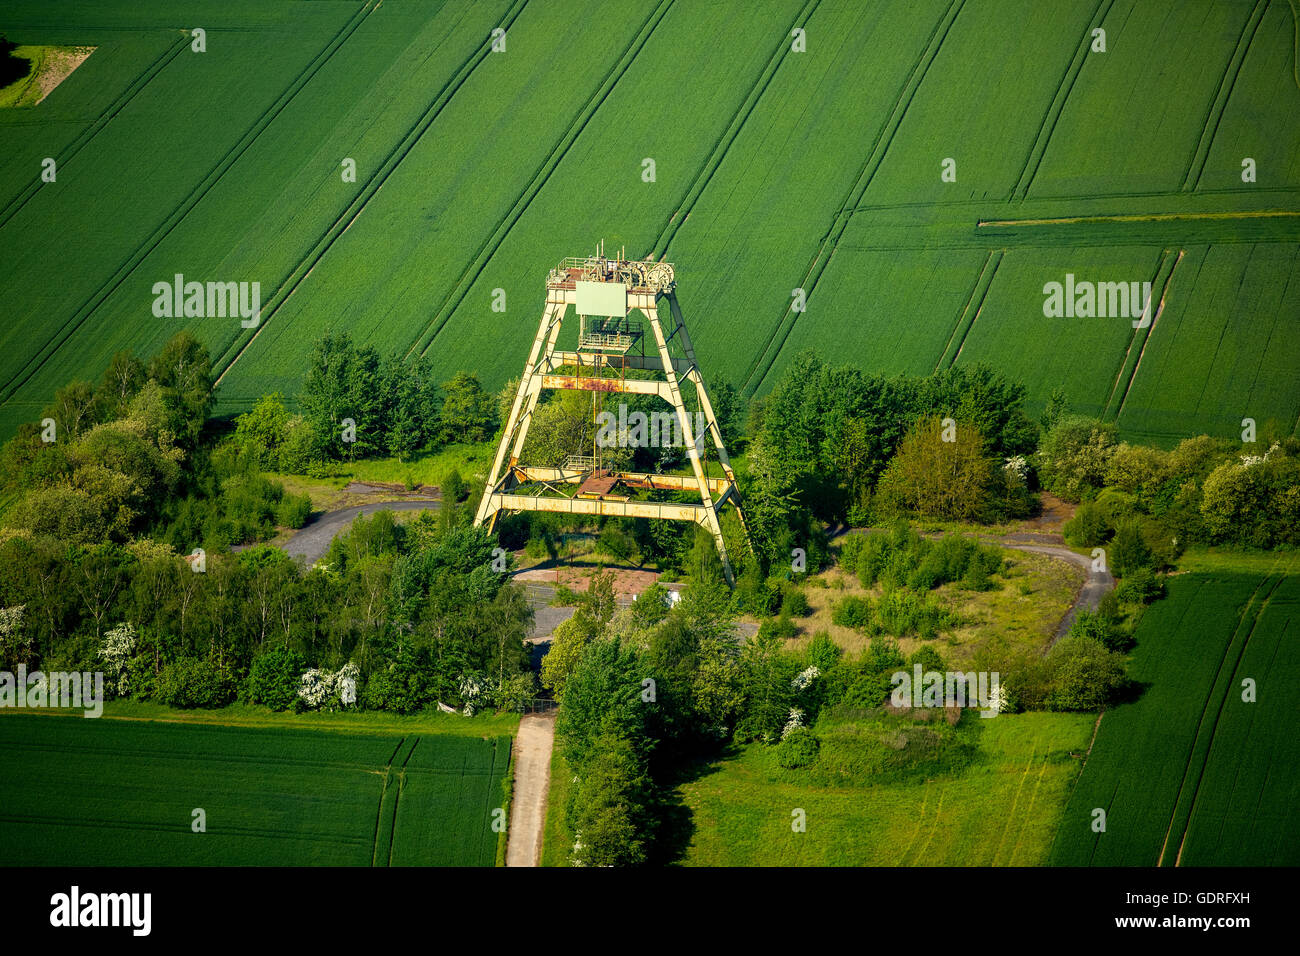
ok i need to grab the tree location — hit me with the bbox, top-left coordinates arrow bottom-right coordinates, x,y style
299,331 -> 381,460
0,604 -> 31,669
0,35 -> 31,90
96,351 -> 146,420
556,637 -> 649,769
875,416 -> 997,522
569,732 -> 652,866
437,372 -> 496,445
741,435 -> 802,570
1037,416 -> 1118,502
706,376 -> 744,449
1045,636 -> 1127,711
541,615 -> 596,702
1105,442 -> 1169,494
246,646 -> 307,710
233,393 -> 291,468
379,353 -> 439,460
520,390 -> 595,468
70,544 -> 132,641
735,630 -> 796,742
147,332 -> 214,448
43,380 -> 97,443
1063,499 -> 1110,548
1108,519 -> 1152,576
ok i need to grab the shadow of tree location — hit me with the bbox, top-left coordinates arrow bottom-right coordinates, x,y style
0,37 -> 33,90
650,742 -> 740,866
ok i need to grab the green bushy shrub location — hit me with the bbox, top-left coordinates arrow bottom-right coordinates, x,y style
832,595 -> 872,631
153,658 -> 236,708
276,492 -> 313,528
776,728 -> 820,769
245,646 -> 306,710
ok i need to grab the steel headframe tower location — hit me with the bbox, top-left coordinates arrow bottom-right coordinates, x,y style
474,246 -> 750,585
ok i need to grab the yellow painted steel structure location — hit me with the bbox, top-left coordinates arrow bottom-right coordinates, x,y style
474,249 -> 750,584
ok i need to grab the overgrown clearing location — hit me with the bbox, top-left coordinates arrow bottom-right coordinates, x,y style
677,712 -> 1095,866
1,0 -> 1297,440
0,712 -> 511,866
797,543 -> 1081,660
1049,562 -> 1300,866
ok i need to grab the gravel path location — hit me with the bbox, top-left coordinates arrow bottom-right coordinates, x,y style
506,714 -> 555,867
999,540 -> 1114,642
284,499 -> 440,566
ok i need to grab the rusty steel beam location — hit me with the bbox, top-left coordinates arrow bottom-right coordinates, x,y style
513,466 -> 733,496
488,492 -> 717,525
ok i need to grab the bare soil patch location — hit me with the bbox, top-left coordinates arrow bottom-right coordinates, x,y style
0,45 -> 95,108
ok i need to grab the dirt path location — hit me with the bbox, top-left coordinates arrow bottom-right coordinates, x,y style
506,714 -> 555,867
995,537 -> 1114,643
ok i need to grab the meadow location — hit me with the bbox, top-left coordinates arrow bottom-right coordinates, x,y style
1049,561 -> 1300,866
676,711 -> 1095,866
0,0 -> 1296,443
0,710 -> 512,866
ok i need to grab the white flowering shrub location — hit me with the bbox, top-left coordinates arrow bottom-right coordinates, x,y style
0,604 -> 29,664
460,674 -> 485,716
1004,455 -> 1029,481
1240,442 -> 1280,468
781,707 -> 805,739
298,661 -> 360,711
298,669 -> 326,709
790,665 -> 820,692
986,683 -> 1014,715
98,622 -> 137,697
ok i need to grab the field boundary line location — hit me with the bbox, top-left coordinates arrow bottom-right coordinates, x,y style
1290,0 -> 1300,91
743,0 -> 968,395
652,0 -> 825,260
1183,0 -> 1268,192
408,0 -> 678,361
0,1 -> 382,404
0,812 -> 371,847
1155,572 -> 1280,866
863,185 -> 1300,217
978,209 -> 1300,228
1011,0 -> 1114,201
0,34 -> 190,231
214,0 -> 534,382
912,783 -> 948,863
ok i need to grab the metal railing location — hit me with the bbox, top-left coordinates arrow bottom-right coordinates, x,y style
519,698 -> 559,715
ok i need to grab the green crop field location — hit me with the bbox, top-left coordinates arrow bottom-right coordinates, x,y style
1050,562 -> 1300,866
0,712 -> 511,866
1,0 -> 1297,439
676,712 -> 1096,866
